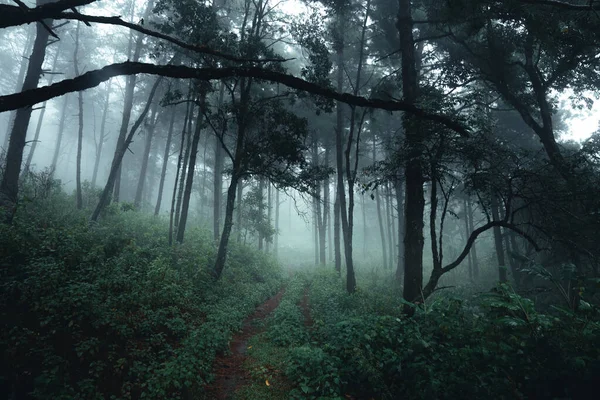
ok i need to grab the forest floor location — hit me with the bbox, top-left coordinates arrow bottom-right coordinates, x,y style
204,287 -> 286,399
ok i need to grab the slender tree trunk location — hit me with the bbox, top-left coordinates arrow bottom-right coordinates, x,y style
50,94 -> 69,174
385,183 -> 395,270
1,6 -> 53,220
174,104 -> 194,237
169,99 -> 191,244
213,83 -> 226,241
463,198 -> 474,280
267,182 -> 272,253
258,177 -> 265,250
134,92 -> 160,208
467,199 -> 479,278
374,139 -> 388,270
394,177 -> 405,281
236,179 -> 243,242
323,145 -> 330,264
3,25 -> 34,151
334,192 -> 341,274
113,0 -> 156,202
491,193 -> 507,283
177,94 -> 205,244
73,21 -> 84,209
91,76 -> 163,221
22,42 -> 62,176
361,193 -> 367,258
275,188 -> 280,257
92,79 -> 112,188
398,0 -> 425,308
154,101 -> 176,215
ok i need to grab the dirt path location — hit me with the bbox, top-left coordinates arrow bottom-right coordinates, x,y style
204,287 -> 285,400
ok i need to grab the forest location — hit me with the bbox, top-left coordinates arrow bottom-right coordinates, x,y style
0,0 -> 599,399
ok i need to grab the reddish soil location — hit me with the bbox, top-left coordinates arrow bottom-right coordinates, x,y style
204,287 -> 285,400
299,286 -> 313,328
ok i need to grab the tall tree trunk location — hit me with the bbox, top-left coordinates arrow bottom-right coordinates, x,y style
213,83 -> 226,241
491,193 -> 507,283
174,104 -> 194,237
134,92 -> 160,208
154,99 -> 176,215
50,94 -> 69,174
113,0 -> 155,202
1,5 -> 53,220
394,177 -> 405,281
467,198 -> 479,278
236,179 -> 243,242
169,99 -> 191,244
334,191 -> 341,274
3,25 -> 34,151
258,177 -> 265,250
274,188 -> 280,257
91,79 -> 112,188
361,192 -> 367,258
267,182 -> 272,253
323,145 -> 330,264
73,21 -> 84,210
91,76 -> 163,221
22,41 -> 62,176
398,0 -> 425,308
385,183 -> 395,270
373,139 -> 388,270
177,94 -> 205,244
463,198 -> 474,280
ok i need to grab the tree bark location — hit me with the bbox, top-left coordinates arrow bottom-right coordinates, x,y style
398,0 -> 425,308
90,76 -> 163,221
169,99 -> 191,244
3,24 -> 34,151
113,0 -> 155,202
73,20 -> 84,209
177,94 -> 205,244
154,98 -> 176,215
134,90 -> 160,209
491,193 -> 507,283
91,79 -> 112,188
467,198 -> 479,278
174,103 -> 194,237
22,41 -> 62,176
1,3 -> 53,221
394,177 -> 405,281
373,139 -> 388,270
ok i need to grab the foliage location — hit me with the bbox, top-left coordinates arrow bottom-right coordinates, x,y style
0,183 -> 282,400
283,270 -> 600,400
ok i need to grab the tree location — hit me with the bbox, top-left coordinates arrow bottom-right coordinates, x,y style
0,0 -> 56,222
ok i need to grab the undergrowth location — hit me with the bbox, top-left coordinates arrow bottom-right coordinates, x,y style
0,182 -> 282,400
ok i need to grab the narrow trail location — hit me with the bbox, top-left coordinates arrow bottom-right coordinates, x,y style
204,287 -> 286,400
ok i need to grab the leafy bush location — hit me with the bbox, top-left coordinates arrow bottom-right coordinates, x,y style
0,189 -> 282,399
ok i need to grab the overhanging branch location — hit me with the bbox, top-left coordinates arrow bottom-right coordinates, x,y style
0,61 -> 472,136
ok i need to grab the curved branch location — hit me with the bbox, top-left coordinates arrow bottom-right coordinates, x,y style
0,61 -> 472,136
442,220 -> 541,274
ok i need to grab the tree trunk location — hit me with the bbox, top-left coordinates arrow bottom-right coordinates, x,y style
169,100 -> 191,244
236,178 -> 243,242
154,99 -> 176,215
323,145 -> 330,264
174,104 -> 194,237
385,183 -> 395,270
373,139 -> 388,270
275,188 -> 280,257
334,190 -> 342,274
134,92 -> 160,208
113,0 -> 156,202
73,21 -> 84,210
258,177 -> 265,250
50,94 -> 69,174
91,76 -> 163,221
467,198 -> 479,278
3,24 -> 34,151
177,94 -> 205,244
394,177 -> 405,281
398,0 -> 425,308
213,172 -> 240,280
1,5 -> 53,220
92,79 -> 112,188
213,82 -> 226,241
463,198 -> 474,280
22,41 -> 62,176
491,193 -> 507,283
267,182 -> 272,253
